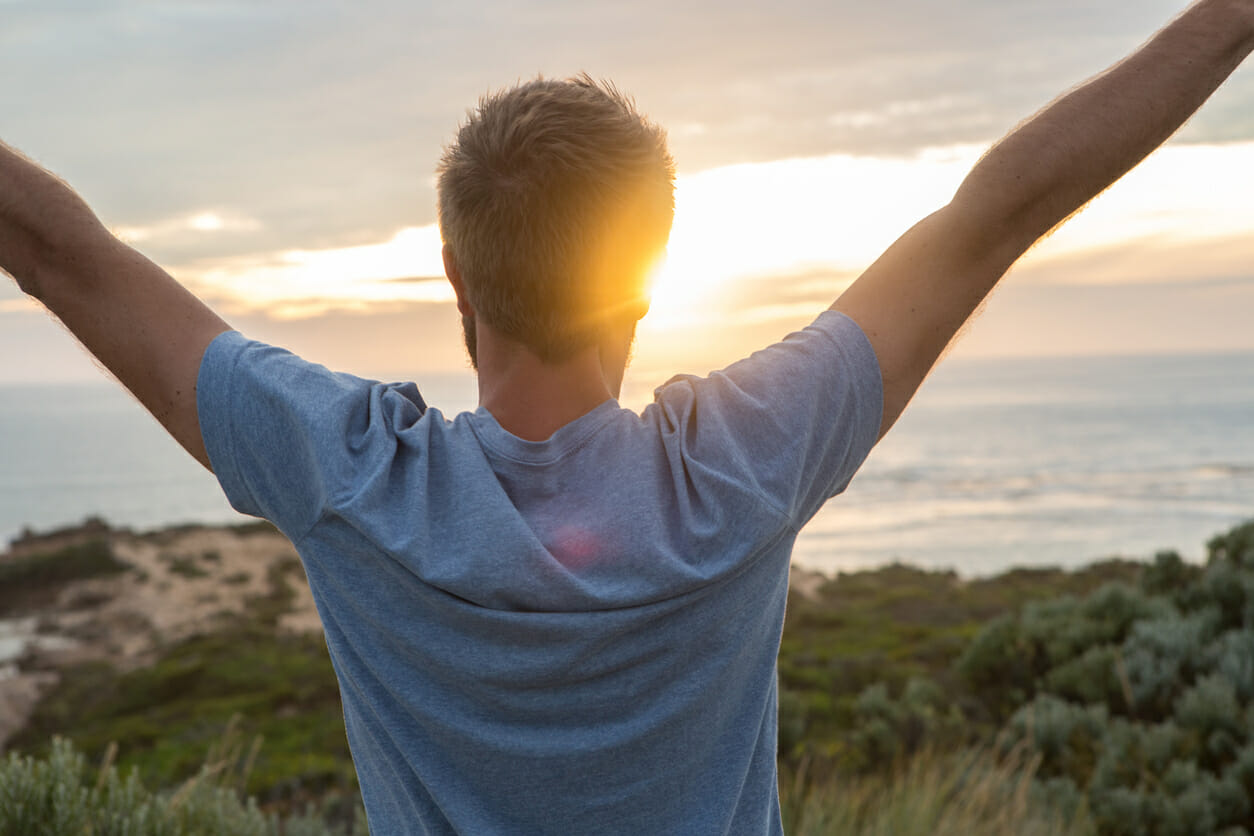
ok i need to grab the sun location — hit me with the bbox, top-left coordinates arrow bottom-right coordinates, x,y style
641,150 -> 975,330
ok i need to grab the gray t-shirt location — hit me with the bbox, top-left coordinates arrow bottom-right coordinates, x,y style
197,310 -> 882,835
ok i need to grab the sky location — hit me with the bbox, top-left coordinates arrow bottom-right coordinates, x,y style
2,0 -> 1254,397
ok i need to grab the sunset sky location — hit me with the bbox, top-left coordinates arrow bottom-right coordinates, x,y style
2,0 -> 1253,402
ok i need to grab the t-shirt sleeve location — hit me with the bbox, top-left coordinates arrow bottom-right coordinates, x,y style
196,331 -> 427,542
652,310 -> 882,526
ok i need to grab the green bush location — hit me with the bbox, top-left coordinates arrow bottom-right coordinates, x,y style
0,539 -> 128,614
1140,550 -> 1200,599
0,738 -> 366,836
956,613 -> 1036,722
844,677 -> 965,769
1044,646 -> 1124,707
981,520 -> 1254,835
1121,607 -> 1220,716
1208,521 -> 1254,570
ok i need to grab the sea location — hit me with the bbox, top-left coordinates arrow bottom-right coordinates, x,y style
1,350 -> 1251,578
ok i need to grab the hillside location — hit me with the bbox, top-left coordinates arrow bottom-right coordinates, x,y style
8,517 -> 1252,834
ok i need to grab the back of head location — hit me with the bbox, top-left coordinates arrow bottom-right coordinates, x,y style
437,75 -> 675,363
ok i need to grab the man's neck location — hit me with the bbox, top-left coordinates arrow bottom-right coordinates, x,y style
475,335 -> 619,443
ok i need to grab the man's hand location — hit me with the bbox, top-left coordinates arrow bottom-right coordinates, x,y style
832,0 -> 1254,439
1,141 -> 230,469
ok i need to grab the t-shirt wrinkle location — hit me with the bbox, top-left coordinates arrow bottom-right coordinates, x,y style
290,514 -> 322,553
735,474 -> 794,528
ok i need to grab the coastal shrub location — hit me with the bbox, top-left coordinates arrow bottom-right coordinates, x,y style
1209,521 -> 1254,570
957,583 -> 1166,726
1021,596 -> 1089,665
955,614 -> 1035,721
1088,718 -> 1181,796
1225,738 -> 1254,798
844,677 -> 965,769
1079,582 -> 1172,644
1121,607 -> 1220,715
1043,645 -> 1125,707
1008,695 -> 1107,782
1207,630 -> 1254,702
1191,560 -> 1251,629
978,520 -> 1254,835
1139,550 -> 1199,599
1015,583 -> 1160,667
0,737 -> 366,835
778,553 -> 1140,769
1174,674 -> 1245,765
0,539 -> 128,614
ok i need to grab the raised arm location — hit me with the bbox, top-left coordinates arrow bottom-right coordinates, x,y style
0,142 -> 230,468
833,0 -> 1254,439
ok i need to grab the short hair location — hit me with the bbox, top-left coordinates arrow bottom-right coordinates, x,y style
437,74 -> 676,363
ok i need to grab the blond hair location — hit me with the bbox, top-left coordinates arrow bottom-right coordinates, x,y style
437,75 -> 675,363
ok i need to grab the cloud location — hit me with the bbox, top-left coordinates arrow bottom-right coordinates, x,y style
1017,234 -> 1254,289
6,0 -> 1248,279
1018,141 -> 1254,282
955,274 -> 1254,359
185,225 -> 451,318
114,211 -> 261,244
225,299 -> 470,384
4,0 -> 1254,383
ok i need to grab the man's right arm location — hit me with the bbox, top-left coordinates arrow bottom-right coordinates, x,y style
832,0 -> 1254,439
1,141 -> 230,469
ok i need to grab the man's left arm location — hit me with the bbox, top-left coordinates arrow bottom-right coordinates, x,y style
832,0 -> 1254,440
0,140 -> 231,469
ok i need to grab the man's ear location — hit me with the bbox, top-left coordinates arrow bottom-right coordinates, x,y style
443,244 -> 474,318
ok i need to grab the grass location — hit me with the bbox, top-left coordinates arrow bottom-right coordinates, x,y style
3,735 -> 1091,836
0,733 -> 366,835
780,743 -> 1094,835
8,627 -> 354,807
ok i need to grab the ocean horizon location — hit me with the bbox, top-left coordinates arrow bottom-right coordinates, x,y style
2,348 -> 1251,578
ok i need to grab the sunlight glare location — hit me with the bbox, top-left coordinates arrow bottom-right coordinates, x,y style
187,142 -> 1254,324
644,147 -> 980,329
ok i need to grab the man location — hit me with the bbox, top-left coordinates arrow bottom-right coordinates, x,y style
2,1 -> 1251,832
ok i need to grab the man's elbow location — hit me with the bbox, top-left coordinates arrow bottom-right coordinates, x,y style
13,220 -> 117,307
4,233 -> 53,301
936,193 -> 1041,283
11,243 -> 81,306
3,173 -> 111,302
